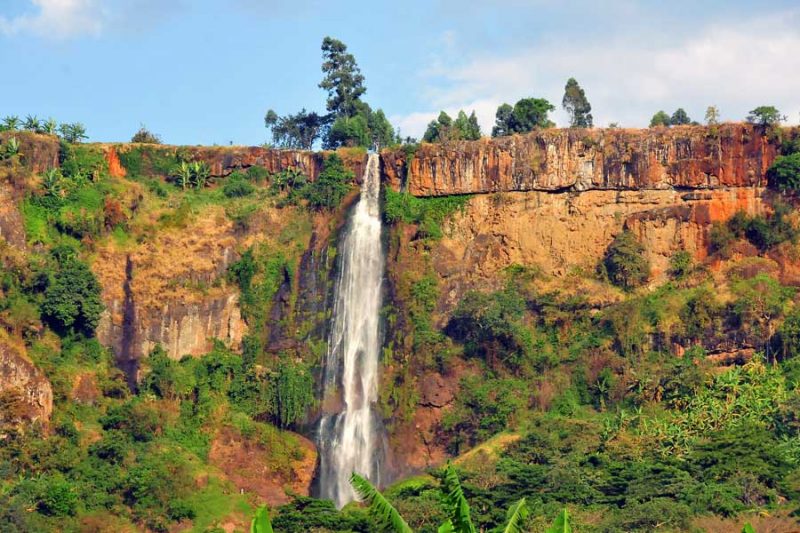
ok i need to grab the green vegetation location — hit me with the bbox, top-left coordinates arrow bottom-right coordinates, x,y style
649,108 -> 696,127
131,125 -> 162,144
492,98 -> 556,137
769,153 -> 800,190
384,189 -> 471,240
710,205 -> 797,255
562,77 -> 593,128
265,36 -> 398,150
423,110 -> 481,143
747,106 -> 785,127
600,230 -> 651,289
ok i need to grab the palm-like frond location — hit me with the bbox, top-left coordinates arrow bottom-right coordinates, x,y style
544,508 -> 571,533
350,472 -> 413,533
250,505 -> 274,533
440,463 -> 476,533
501,498 -> 529,533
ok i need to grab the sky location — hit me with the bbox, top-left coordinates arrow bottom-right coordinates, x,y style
1,0 -> 799,145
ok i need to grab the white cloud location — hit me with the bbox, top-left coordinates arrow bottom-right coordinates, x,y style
394,11 -> 800,137
0,0 -> 107,38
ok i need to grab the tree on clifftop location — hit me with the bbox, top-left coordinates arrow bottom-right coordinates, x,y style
670,108 -> 692,125
423,110 -> 481,143
319,37 -> 367,118
747,106 -> 785,127
649,110 -> 671,127
562,78 -> 593,128
492,97 -> 555,137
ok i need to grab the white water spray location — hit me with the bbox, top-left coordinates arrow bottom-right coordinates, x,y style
318,153 -> 385,508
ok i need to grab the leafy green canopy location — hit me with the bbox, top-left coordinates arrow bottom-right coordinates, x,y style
492,98 -> 555,137
562,78 -> 593,128
423,110 -> 481,143
41,252 -> 104,336
600,230 -> 650,290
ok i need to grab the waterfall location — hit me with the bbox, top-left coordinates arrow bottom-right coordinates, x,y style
317,153 -> 386,508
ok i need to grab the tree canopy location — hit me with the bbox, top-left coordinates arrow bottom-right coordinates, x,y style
747,106 -> 785,127
423,110 -> 481,143
492,98 -> 555,137
562,78 -> 593,128
319,37 -> 367,118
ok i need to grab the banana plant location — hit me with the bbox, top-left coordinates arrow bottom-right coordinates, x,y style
41,168 -> 63,197
545,508 -> 571,533
742,523 -> 756,533
23,114 -> 41,133
350,472 -> 413,533
173,161 -> 192,190
190,161 -> 211,189
4,137 -> 21,158
2,115 -> 20,131
43,117 -> 58,136
349,464 -> 555,533
250,505 -> 274,533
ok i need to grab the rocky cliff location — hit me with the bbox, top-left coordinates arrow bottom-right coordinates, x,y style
0,337 -> 53,426
382,124 -> 780,195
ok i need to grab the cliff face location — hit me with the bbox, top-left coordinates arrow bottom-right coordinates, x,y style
0,338 -> 53,426
93,206 -> 247,377
382,124 -> 780,196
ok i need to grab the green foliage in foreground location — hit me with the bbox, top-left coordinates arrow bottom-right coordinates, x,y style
384,189 -> 471,240
350,465 -> 553,533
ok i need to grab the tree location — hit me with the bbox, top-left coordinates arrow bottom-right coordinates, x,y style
41,256 -> 104,335
705,106 -> 720,125
510,98 -> 555,132
649,110 -> 671,127
670,108 -> 692,125
453,110 -> 481,140
768,153 -> 800,191
319,37 -> 366,118
326,104 -> 395,149
562,78 -> 593,128
601,230 -> 650,289
747,106 -> 785,127
491,98 -> 555,137
492,104 -> 514,137
131,125 -> 162,144
265,108 -> 327,150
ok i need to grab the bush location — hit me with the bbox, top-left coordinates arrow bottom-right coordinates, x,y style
709,222 -> 735,255
601,230 -> 650,289
384,189 -> 470,240
668,250 -> 693,280
303,153 -> 352,210
768,153 -> 800,191
131,126 -> 162,144
222,173 -> 256,198
41,256 -> 104,336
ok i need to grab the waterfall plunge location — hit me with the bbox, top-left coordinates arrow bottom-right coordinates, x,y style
318,153 -> 386,508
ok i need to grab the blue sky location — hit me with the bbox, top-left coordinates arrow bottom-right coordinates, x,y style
1,0 -> 799,145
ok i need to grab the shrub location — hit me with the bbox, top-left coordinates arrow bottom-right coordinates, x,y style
768,153 -> 800,191
668,250 -> 693,280
131,126 -> 162,144
222,173 -> 256,198
271,359 -> 314,428
34,474 -> 78,516
384,189 -> 470,240
303,153 -> 352,210
709,222 -> 735,255
601,230 -> 650,289
41,256 -> 104,336
246,166 -> 269,183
